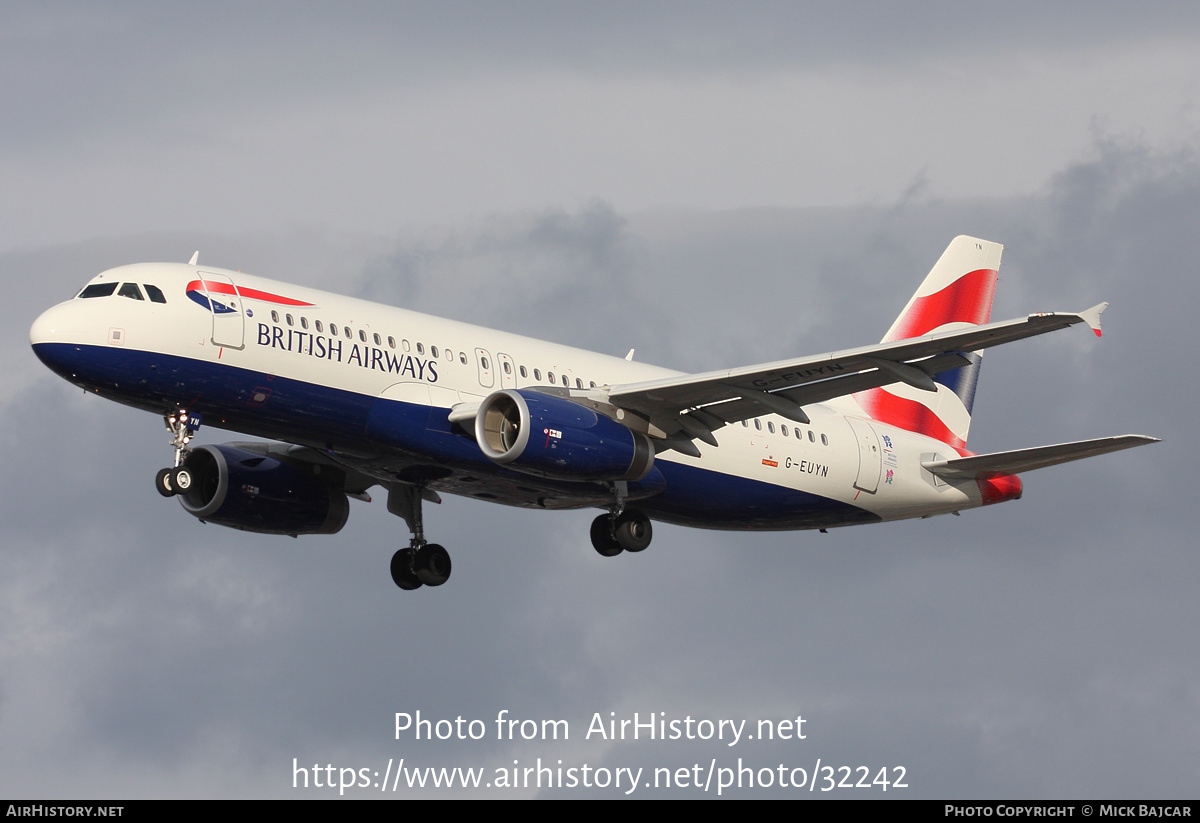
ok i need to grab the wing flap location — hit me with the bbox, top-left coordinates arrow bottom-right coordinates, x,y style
921,435 -> 1159,479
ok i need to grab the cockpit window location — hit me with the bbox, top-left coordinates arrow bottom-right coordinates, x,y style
117,283 -> 144,301
144,284 -> 167,303
78,282 -> 118,299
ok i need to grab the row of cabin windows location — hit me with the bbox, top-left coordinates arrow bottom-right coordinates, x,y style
271,310 -> 600,390
78,282 -> 167,303
272,309 -> 469,363
742,417 -> 829,446
517,362 -> 595,390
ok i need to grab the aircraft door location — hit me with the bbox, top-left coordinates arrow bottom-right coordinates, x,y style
197,271 -> 245,350
847,417 -> 882,493
474,348 -> 495,389
497,352 -> 516,388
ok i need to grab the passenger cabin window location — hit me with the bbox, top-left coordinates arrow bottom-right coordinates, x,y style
359,330 -> 367,342
431,345 -> 439,358
416,342 -> 424,355
754,419 -> 762,431
375,333 -> 382,346
79,283 -> 118,299
272,311 -> 280,323
301,317 -> 309,330
144,284 -> 167,303
502,361 -> 511,374
286,314 -> 294,326
767,421 -> 776,434
459,352 -> 467,364
821,434 -> 829,446
534,369 -> 542,381
562,374 -> 569,387
547,371 -> 555,384
118,283 -> 144,301
387,336 -> 395,349
520,366 -> 528,378
576,378 -> 583,389
316,320 -> 324,333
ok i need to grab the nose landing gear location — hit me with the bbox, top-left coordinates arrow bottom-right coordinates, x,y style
155,409 -> 201,497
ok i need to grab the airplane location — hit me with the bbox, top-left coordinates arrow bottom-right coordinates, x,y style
29,236 -> 1157,591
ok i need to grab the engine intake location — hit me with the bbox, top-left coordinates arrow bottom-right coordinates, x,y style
475,389 -> 654,482
176,444 -> 349,535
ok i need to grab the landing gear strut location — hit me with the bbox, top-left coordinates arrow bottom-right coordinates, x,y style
155,408 -> 201,498
387,484 -> 452,590
589,481 -> 653,557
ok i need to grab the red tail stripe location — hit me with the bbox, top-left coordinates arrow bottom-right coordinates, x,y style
884,268 -> 997,342
977,473 -> 1022,506
855,389 -> 965,450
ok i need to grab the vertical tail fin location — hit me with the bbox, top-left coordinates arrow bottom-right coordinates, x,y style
854,236 -> 1003,451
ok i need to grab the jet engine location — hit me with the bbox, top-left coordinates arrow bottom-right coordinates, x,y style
474,389 -> 654,482
174,444 -> 350,535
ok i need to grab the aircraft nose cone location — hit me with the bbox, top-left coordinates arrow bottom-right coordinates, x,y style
30,302 -> 89,377
30,304 -> 66,346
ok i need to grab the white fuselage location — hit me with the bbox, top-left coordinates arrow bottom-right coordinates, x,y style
30,262 -> 985,531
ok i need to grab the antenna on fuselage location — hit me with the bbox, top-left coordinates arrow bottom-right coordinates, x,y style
188,251 -> 199,266
625,349 -> 635,361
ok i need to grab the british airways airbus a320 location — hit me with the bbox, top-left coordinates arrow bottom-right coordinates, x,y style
30,236 -> 1156,591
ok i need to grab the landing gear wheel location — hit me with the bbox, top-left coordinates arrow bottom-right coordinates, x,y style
390,548 -> 423,590
614,509 -> 652,552
170,467 -> 193,493
155,468 -> 175,497
415,543 -> 452,586
590,515 -> 623,557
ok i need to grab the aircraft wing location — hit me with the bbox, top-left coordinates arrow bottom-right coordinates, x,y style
921,435 -> 1160,479
606,304 -> 1109,447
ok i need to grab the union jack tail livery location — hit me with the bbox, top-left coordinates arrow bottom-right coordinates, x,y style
855,236 -> 1002,451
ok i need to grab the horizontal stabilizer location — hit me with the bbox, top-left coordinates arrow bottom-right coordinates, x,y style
922,435 -> 1159,479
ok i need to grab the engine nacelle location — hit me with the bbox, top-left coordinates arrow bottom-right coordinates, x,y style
474,389 -> 654,482
176,444 -> 350,535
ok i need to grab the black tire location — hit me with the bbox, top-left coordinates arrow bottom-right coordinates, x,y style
615,509 -> 652,552
415,543 -> 452,586
155,468 -> 175,497
390,548 -> 423,590
590,514 -> 623,557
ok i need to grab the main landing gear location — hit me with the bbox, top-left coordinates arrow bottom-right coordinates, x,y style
590,482 -> 653,557
387,484 -> 452,590
155,408 -> 201,498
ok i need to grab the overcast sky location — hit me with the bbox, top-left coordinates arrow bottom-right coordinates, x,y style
1,3 -> 1195,798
